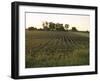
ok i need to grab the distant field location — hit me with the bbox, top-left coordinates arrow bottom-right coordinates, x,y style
25,30 -> 89,68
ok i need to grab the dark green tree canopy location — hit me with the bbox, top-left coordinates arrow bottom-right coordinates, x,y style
72,27 -> 78,31
28,27 -> 37,31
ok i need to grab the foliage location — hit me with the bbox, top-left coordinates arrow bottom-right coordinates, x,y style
65,24 -> 69,31
42,21 -> 67,31
72,27 -> 78,31
28,27 -> 37,31
49,22 -> 55,30
28,21 -> 81,32
42,21 -> 49,30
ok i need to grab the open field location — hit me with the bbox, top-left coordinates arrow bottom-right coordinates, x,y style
25,30 -> 89,68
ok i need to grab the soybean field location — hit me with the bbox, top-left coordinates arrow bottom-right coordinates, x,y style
25,30 -> 89,68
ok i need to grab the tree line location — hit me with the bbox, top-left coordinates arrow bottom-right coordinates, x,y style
28,21 -> 78,31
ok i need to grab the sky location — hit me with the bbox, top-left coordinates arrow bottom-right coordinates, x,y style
25,12 -> 90,31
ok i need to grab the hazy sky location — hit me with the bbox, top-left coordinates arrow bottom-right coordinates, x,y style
26,12 -> 90,31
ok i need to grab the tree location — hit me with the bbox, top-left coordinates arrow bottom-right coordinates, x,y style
60,24 -> 65,31
28,27 -> 37,31
42,21 -> 49,30
45,21 -> 48,27
42,21 -> 66,31
38,28 -> 43,31
49,22 -> 55,31
55,23 -> 65,31
42,22 -> 45,28
65,24 -> 69,31
71,27 -> 78,31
